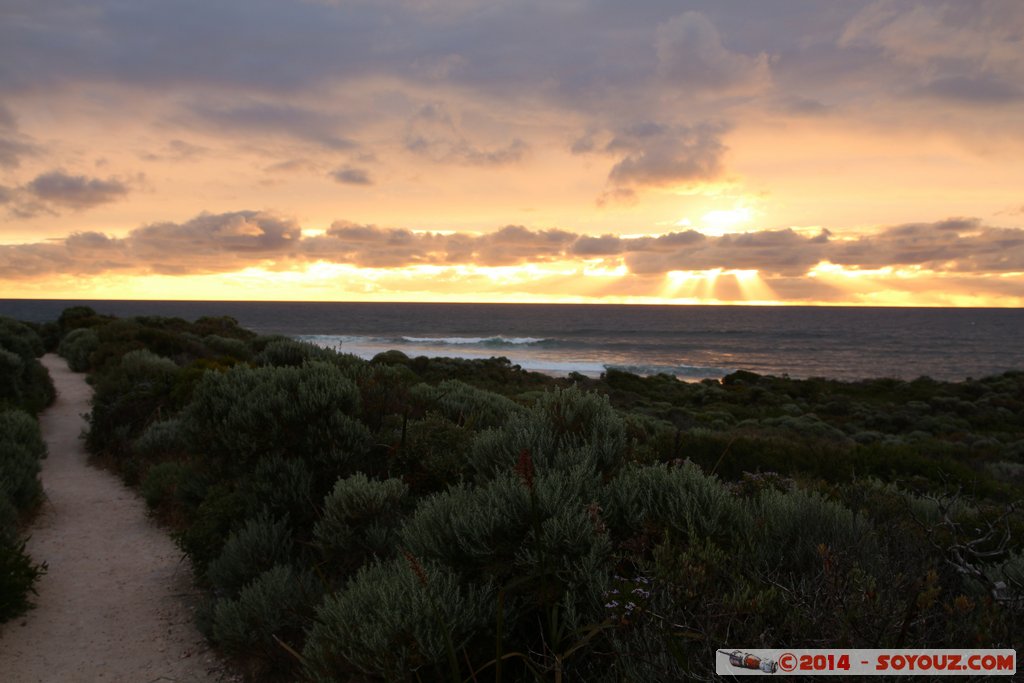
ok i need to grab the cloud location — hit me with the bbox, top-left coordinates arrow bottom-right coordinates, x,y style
4,209 -> 1021,285
0,210 -> 303,277
24,171 -> 130,211
0,137 -> 35,169
329,166 -> 373,185
141,138 -> 208,162
912,76 -> 1023,105
655,11 -> 772,95
185,100 -> 356,150
404,103 -> 529,166
0,104 -> 37,168
2,170 -> 132,217
604,122 -> 727,189
624,228 -> 825,276
831,219 -> 1024,272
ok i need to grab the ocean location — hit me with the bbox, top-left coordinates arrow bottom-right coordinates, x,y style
2,300 -> 1022,382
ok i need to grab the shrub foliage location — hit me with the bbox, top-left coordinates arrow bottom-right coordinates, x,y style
61,308 -> 1024,681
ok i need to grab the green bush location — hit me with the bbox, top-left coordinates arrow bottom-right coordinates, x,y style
303,557 -> 494,682
0,410 -> 46,511
410,379 -> 525,429
207,516 -> 294,598
58,327 -> 100,372
0,319 -> 54,414
0,409 -> 47,624
399,412 -> 475,490
0,316 -> 45,359
133,418 -> 189,459
182,362 -> 369,478
314,474 -> 407,575
176,484 -> 248,571
401,465 -> 605,581
141,460 -> 192,511
238,455 -> 318,532
468,385 -> 628,479
87,350 -> 180,473
0,536 -> 46,623
201,334 -> 251,360
605,461 -> 749,546
253,339 -> 335,367
749,487 -> 874,574
211,564 -> 321,679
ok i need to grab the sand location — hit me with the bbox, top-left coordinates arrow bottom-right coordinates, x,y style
0,355 -> 235,683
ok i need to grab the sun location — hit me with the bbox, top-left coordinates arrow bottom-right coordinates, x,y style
700,207 -> 754,235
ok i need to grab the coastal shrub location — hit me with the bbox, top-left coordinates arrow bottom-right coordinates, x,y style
410,379 -> 525,429
0,409 -> 46,511
400,465 -> 605,589
182,362 -> 369,477
201,334 -> 251,360
141,460 -> 191,511
238,455 -> 318,531
176,484 -> 248,571
133,418 -> 189,459
0,493 -> 16,540
351,362 -> 417,433
468,386 -> 628,479
87,350 -> 180,472
0,349 -> 24,410
207,516 -> 294,598
605,461 -> 748,545
314,474 -> 408,575
58,327 -> 100,372
0,536 -> 46,623
0,316 -> 45,359
0,408 -> 47,624
254,338 -> 335,367
211,564 -> 321,679
0,319 -> 55,414
303,558 -> 494,682
750,487 -> 874,574
399,413 -> 474,490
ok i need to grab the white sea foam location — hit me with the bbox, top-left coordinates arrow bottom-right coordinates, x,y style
298,335 -> 725,380
400,336 -> 548,346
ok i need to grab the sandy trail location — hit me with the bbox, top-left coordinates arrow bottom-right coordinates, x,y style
0,355 -> 231,683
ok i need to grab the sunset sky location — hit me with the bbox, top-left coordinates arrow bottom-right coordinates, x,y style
1,0 -> 1023,305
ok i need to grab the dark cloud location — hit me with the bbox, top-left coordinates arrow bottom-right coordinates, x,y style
404,105 -> 529,166
625,228 -> 826,276
186,101 -> 356,150
3,209 -> 1021,284
141,138 -> 208,162
0,210 -> 302,278
606,122 -> 727,188
913,76 -> 1023,105
24,171 -> 130,210
0,137 -> 35,168
655,11 -> 771,94
0,104 -> 36,168
832,220 -> 1024,273
329,166 -> 373,186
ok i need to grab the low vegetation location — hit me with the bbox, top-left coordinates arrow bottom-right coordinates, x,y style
50,307 -> 1023,680
0,317 -> 53,622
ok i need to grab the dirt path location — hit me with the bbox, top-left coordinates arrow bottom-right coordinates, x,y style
0,355 -> 232,683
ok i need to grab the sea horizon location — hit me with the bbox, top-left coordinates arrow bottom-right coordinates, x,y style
4,299 -> 1022,383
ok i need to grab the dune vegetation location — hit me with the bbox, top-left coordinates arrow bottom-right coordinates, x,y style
0,316 -> 55,622
35,307 -> 1023,681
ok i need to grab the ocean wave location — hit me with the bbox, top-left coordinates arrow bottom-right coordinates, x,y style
397,335 -> 550,347
605,363 -> 728,379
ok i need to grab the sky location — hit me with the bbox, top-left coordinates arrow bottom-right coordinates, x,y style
1,0 -> 1023,306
